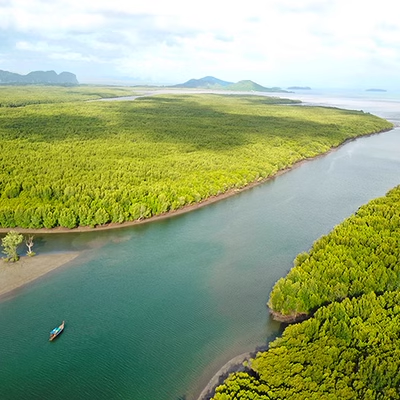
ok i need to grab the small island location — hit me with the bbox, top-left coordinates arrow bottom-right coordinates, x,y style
366,88 -> 387,92
287,86 -> 312,90
172,76 -> 290,92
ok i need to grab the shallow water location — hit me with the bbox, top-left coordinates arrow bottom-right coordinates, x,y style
0,91 -> 399,400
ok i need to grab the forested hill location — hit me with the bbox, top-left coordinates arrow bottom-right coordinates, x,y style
173,76 -> 233,88
212,185 -> 400,399
172,76 -> 290,92
0,70 -> 79,85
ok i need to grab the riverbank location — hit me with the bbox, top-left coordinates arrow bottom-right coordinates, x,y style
196,351 -> 255,400
0,252 -> 80,299
192,130 -> 393,400
0,127 -> 392,236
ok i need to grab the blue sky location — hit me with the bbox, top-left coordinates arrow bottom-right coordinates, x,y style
1,0 -> 399,88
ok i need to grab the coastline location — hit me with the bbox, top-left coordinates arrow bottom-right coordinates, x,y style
0,252 -> 80,299
0,127 -> 392,235
196,351 -> 256,400
196,343 -> 271,400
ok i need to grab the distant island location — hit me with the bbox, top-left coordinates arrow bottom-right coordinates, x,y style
172,76 -> 290,93
0,69 -> 79,85
287,86 -> 312,90
366,88 -> 387,92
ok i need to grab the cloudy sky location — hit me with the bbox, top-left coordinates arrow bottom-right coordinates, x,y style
1,0 -> 399,88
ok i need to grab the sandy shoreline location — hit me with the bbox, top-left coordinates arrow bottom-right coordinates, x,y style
196,350 -> 264,400
0,252 -> 80,299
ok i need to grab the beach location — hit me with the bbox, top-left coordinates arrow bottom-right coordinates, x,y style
0,252 -> 80,298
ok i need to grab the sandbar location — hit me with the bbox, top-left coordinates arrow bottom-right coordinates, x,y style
0,252 -> 80,298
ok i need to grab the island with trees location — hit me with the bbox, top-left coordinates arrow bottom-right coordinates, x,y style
172,76 -> 290,92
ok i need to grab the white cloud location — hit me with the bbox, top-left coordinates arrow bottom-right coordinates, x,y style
48,52 -> 100,62
1,0 -> 400,88
15,40 -> 66,52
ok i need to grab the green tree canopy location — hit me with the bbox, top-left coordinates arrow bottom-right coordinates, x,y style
1,231 -> 23,262
0,89 -> 392,229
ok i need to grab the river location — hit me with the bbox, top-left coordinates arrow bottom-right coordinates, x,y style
0,90 -> 399,400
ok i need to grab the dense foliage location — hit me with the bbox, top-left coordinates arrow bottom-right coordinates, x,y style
0,85 -> 136,107
268,185 -> 400,319
213,291 -> 400,399
1,230 -> 23,262
0,88 -> 392,229
212,186 -> 400,400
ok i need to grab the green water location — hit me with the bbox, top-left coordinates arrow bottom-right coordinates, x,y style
1,96 -> 400,400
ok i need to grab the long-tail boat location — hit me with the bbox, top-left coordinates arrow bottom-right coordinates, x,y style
49,321 -> 65,341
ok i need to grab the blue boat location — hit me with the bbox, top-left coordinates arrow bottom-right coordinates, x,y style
49,321 -> 65,341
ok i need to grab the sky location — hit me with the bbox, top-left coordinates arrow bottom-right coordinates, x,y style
1,0 -> 399,88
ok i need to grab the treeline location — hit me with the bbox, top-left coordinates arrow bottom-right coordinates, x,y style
268,185 -> 400,320
0,90 -> 393,229
0,85 -> 135,107
212,186 -> 400,399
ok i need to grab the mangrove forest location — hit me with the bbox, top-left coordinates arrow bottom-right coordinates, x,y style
212,185 -> 400,400
0,86 -> 393,229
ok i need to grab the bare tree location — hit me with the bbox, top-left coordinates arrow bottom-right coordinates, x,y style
25,235 -> 35,256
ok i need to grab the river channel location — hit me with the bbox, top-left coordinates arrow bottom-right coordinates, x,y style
0,91 -> 399,400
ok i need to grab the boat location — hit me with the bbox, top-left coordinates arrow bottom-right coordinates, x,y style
49,321 -> 65,341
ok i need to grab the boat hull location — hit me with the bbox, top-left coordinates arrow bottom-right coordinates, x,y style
49,321 -> 65,341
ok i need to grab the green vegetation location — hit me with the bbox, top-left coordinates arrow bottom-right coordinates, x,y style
223,80 -> 288,93
213,290 -> 400,399
1,230 -> 23,261
0,85 -> 136,107
212,185 -> 400,399
0,87 -> 393,229
268,185 -> 400,320
172,76 -> 288,92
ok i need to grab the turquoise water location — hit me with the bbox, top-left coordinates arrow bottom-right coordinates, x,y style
0,92 -> 399,400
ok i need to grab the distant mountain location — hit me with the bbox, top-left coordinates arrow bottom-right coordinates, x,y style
225,80 -> 289,93
172,76 -> 289,92
287,86 -> 311,90
0,70 -> 79,85
366,88 -> 387,92
173,76 -> 233,89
